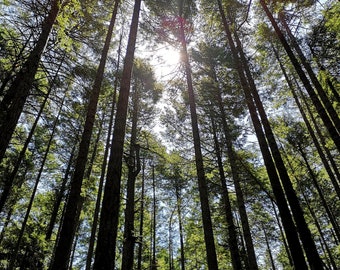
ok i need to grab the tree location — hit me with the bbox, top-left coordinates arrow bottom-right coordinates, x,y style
214,0 -> 309,268
50,1 -> 120,268
121,58 -> 161,269
0,0 -> 65,162
93,0 -> 142,268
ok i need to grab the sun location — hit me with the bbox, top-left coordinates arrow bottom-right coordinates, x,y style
154,46 -> 181,79
137,44 -> 181,80
159,46 -> 180,66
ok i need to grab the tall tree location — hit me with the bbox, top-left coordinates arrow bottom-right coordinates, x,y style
0,0 -> 64,162
258,0 -> 340,152
50,1 -> 120,268
215,0 -> 309,268
121,59 -> 161,269
93,0 -> 142,268
176,1 -> 219,268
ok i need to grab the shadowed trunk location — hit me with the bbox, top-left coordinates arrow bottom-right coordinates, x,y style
259,0 -> 340,152
93,0 -> 141,268
0,0 -> 61,162
216,0 -> 308,268
51,1 -> 120,267
178,5 -> 219,268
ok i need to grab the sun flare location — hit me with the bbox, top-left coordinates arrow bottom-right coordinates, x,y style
159,46 -> 181,67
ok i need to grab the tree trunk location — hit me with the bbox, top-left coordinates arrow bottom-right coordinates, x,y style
93,1 -> 141,268
263,226 -> 276,270
298,84 -> 340,187
259,0 -> 340,152
85,32 -> 121,270
272,45 -> 340,199
210,116 -> 243,269
0,0 -> 61,162
271,200 -> 293,266
0,57 -> 65,214
151,164 -> 157,270
216,0 -> 308,268
8,96 -> 64,269
174,178 -> 186,270
178,7 -> 219,268
137,158 -> 146,270
50,1 -> 119,267
297,143 -> 340,242
279,12 -> 340,132
232,20 -> 325,269
215,90 -> 258,269
302,192 -> 338,270
168,209 -> 175,270
121,83 -> 141,269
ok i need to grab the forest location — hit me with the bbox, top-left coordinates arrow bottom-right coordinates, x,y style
0,0 -> 339,269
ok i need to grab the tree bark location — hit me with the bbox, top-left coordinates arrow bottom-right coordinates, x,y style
279,12 -> 340,132
93,0 -> 141,268
121,83 -> 141,269
50,1 -> 119,267
216,0 -> 308,268
210,116 -> 243,270
259,0 -> 340,152
178,8 -> 219,269
0,0 -> 61,162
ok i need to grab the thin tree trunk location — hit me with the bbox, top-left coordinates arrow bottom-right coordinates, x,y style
151,164 -> 157,270
8,96 -> 64,269
263,226 -> 276,270
279,12 -> 340,132
168,209 -> 175,270
297,143 -> 340,242
298,85 -> 340,186
137,158 -> 146,270
51,1 -> 119,267
0,0 -> 62,162
259,0 -> 340,152
271,200 -> 293,267
210,58 -> 255,268
85,30 -> 122,270
121,83 -> 141,269
272,45 -> 340,199
210,116 -> 243,269
93,1 -> 141,268
216,1 -> 308,268
174,178 -> 186,270
215,96 -> 258,270
178,6 -> 219,268
301,192 -> 338,270
46,143 -> 77,240
0,58 -> 65,214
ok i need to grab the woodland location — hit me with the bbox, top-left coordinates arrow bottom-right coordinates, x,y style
0,0 -> 339,269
